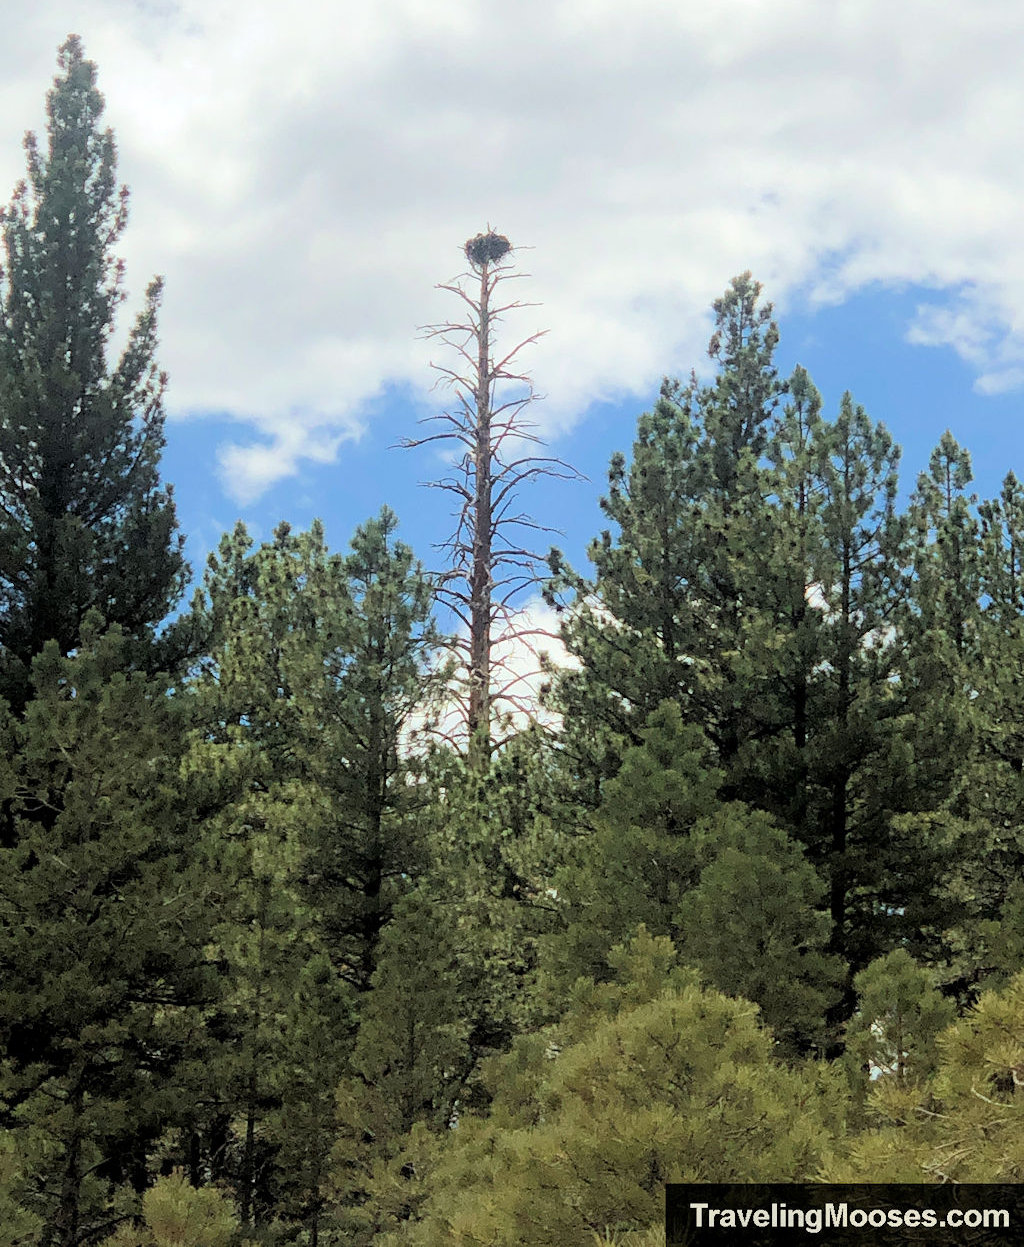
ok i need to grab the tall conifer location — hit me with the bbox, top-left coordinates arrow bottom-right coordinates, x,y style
546,273 -> 784,797
0,37 -> 184,710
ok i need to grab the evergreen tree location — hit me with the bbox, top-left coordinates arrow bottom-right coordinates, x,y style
741,364 -> 830,832
908,431 -> 980,663
367,732 -> 565,1179
180,512 -> 441,1230
973,471 -> 1024,873
266,954 -> 352,1246
938,470 -> 1024,994
180,521 -> 347,1232
780,400 -> 934,1034
826,970 -> 1024,1183
190,511 -> 444,993
903,432 -> 980,828
98,1170 -> 239,1247
803,399 -> 962,1002
539,702 -> 717,993
675,808 -> 841,1054
546,273 -> 784,799
545,377 -> 704,794
303,507 -> 445,991
0,1133 -> 43,1246
843,948 -> 955,1088
331,888 -> 472,1244
692,271 -> 785,780
0,625 -> 214,1247
541,702 -> 839,1052
0,37 -> 185,710
396,929 -> 842,1246
196,791 -> 322,1234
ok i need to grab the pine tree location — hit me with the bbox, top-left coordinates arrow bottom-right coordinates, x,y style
826,970 -> 1024,1183
0,625 -> 214,1247
329,887 -> 472,1245
0,36 -> 185,711
539,702 -> 717,993
0,1133 -> 43,1245
97,1171 -> 239,1247
941,470 -> 1024,991
303,507 -> 446,991
976,471 -> 1024,833
675,807 -> 841,1054
180,513 -> 442,1229
265,953 -> 352,1246
843,949 -> 955,1088
546,273 -> 784,799
909,431 -> 980,663
545,378 -> 704,793
802,398 -> 922,1009
540,701 -> 839,1053
739,365 -> 830,831
400,929 -> 842,1246
180,521 -> 346,1231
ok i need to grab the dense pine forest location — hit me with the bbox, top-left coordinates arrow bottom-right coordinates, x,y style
5,36 -> 1024,1247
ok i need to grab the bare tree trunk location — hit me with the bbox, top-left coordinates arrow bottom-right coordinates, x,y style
468,258 -> 493,765
402,229 -> 577,765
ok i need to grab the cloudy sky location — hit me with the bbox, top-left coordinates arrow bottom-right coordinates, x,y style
4,0 -> 1024,609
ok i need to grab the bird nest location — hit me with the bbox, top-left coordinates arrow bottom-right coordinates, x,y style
465,231 -> 512,266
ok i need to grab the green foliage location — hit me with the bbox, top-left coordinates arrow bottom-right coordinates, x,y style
329,874 -> 516,1243
0,624 -> 214,1244
844,949 -> 956,1088
546,274 -> 785,796
186,509 -> 443,989
96,1171 -> 238,1247
2,69 -> 1024,1236
0,36 -> 185,709
328,1117 -> 442,1246
541,701 -> 839,1052
413,734 -> 566,1111
967,880 -> 1024,987
303,506 -> 445,990
675,807 -> 841,1053
400,929 -> 841,1246
801,392 -> 908,972
180,521 -> 348,1228
826,971 -> 1024,1182
263,953 -> 352,1237
909,430 -> 980,662
0,1133 -> 43,1246
350,888 -> 471,1137
142,1170 -> 238,1247
946,470 -> 1024,982
539,702 -> 715,994
544,280 -> 965,1035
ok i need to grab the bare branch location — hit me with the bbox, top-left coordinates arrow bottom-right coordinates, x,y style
402,230 -> 578,763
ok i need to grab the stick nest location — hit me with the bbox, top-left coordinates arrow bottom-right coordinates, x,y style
465,231 -> 512,266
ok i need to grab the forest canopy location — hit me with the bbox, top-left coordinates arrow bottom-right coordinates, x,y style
2,35 -> 1024,1247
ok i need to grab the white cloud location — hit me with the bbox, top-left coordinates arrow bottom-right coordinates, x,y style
412,596 -> 578,748
907,288 -> 1024,395
5,1 -> 1024,495
217,420 -> 356,506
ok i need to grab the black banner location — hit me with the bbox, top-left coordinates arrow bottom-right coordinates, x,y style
666,1184 -> 1024,1245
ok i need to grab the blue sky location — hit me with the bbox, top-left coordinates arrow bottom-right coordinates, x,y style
161,278 -> 1021,601
4,0 -> 1024,629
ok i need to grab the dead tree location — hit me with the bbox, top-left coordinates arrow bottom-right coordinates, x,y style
401,229 -> 577,766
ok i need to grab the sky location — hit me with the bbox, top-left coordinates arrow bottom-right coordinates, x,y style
4,1 -> 1024,635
